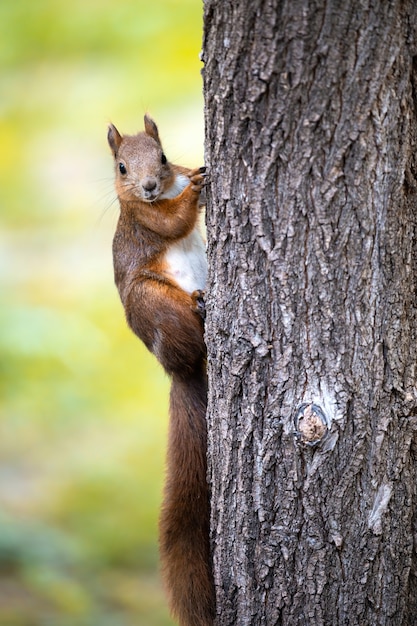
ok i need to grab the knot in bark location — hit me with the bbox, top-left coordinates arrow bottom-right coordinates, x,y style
294,402 -> 329,446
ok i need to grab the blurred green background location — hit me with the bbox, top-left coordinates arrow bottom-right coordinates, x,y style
0,1 -> 204,624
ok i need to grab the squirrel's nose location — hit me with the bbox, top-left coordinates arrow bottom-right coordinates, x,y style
142,178 -> 157,192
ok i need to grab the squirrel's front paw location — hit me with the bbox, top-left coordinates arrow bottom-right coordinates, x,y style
191,289 -> 206,321
188,167 -> 207,193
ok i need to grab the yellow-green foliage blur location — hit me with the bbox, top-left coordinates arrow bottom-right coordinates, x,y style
0,1 -> 204,624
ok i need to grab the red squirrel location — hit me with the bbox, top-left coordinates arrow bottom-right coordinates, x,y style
108,114 -> 215,626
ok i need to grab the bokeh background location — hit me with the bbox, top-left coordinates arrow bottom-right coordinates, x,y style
0,1 -> 204,624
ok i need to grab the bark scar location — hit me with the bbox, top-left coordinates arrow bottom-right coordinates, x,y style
294,402 -> 329,446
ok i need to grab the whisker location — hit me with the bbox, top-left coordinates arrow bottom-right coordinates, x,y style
95,196 -> 120,226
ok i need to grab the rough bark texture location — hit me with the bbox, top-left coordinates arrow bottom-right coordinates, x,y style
203,1 -> 417,624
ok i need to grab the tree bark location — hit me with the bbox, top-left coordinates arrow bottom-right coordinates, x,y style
203,1 -> 417,624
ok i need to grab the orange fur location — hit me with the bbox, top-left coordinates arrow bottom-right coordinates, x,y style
108,115 -> 215,625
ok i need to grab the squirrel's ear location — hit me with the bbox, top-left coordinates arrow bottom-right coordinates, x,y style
144,114 -> 160,143
108,124 -> 123,156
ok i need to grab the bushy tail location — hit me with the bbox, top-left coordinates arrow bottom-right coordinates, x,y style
159,370 -> 215,626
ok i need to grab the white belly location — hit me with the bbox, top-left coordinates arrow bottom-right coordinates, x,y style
164,228 -> 207,294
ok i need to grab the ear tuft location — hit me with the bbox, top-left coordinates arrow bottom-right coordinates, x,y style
144,114 -> 160,143
107,123 -> 123,156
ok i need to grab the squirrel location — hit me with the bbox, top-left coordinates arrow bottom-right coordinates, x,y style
107,114 -> 215,626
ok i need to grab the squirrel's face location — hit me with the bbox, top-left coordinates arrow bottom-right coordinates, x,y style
107,114 -> 175,202
109,127 -> 174,203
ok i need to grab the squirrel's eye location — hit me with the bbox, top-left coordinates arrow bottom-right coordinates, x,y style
161,153 -> 167,165
118,162 -> 127,175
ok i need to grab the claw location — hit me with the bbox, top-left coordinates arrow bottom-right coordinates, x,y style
192,290 -> 206,321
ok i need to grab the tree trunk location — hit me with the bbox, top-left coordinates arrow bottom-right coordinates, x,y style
203,1 -> 417,624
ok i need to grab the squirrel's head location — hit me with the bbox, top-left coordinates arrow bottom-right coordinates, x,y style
108,114 -> 174,203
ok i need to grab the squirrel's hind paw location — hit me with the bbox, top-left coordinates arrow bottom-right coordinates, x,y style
191,289 -> 206,321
